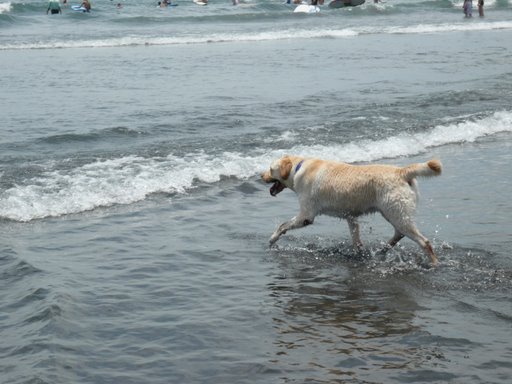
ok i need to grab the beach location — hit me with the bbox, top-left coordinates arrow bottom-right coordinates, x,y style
1,1 -> 512,383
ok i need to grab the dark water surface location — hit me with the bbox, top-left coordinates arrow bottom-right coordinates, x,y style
1,0 -> 512,383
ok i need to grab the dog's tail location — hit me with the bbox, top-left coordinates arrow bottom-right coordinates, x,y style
399,159 -> 442,181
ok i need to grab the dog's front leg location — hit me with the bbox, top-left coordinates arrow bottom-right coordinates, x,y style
347,217 -> 364,253
269,215 -> 314,245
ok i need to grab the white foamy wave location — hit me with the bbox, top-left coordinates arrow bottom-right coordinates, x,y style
0,29 -> 358,50
288,110 -> 512,162
0,2 -> 11,14
384,21 -> 512,35
0,111 -> 510,222
0,153 -> 257,222
2,19 -> 510,50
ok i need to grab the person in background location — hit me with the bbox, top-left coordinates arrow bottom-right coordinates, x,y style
81,0 -> 91,12
47,0 -> 62,14
478,0 -> 484,17
463,0 -> 472,18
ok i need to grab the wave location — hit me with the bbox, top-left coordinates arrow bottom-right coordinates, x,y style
0,111 -> 511,222
0,28 -> 356,50
0,2 -> 11,14
291,110 -> 512,161
2,18 -> 511,50
0,259 -> 42,282
1,1 -> 46,14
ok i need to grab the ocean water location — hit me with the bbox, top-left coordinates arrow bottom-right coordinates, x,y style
1,0 -> 512,383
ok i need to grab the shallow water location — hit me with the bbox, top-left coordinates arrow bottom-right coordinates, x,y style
1,0 -> 512,383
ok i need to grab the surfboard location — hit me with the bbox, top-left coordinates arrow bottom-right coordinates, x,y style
328,0 -> 365,8
71,5 -> 88,12
193,0 -> 208,5
294,4 -> 320,13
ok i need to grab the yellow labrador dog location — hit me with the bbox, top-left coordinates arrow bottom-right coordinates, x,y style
262,155 -> 442,265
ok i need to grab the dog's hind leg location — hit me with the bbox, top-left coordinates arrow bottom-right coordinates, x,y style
407,229 -> 438,266
380,229 -> 405,254
380,202 -> 438,266
389,222 -> 438,266
269,214 -> 314,245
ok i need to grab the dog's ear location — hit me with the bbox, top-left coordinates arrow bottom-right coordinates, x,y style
279,157 -> 293,180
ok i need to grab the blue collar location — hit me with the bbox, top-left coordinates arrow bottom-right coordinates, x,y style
295,159 -> 305,173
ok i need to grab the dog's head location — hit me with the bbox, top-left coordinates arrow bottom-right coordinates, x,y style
261,155 -> 302,196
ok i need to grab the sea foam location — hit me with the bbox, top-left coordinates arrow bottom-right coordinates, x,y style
0,111 -> 510,222
0,2 -> 11,14
1,20 -> 511,51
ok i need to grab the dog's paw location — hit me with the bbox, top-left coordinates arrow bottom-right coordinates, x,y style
269,234 -> 280,246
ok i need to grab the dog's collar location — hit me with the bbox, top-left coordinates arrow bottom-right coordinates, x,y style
295,159 -> 305,173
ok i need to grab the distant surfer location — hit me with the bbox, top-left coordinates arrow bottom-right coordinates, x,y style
81,0 -> 91,12
463,0 -> 472,18
328,0 -> 365,8
46,0 -> 62,14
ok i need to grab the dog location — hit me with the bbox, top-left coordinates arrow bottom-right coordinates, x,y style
261,155 -> 442,265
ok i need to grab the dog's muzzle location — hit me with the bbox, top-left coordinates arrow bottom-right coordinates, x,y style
270,181 -> 285,196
